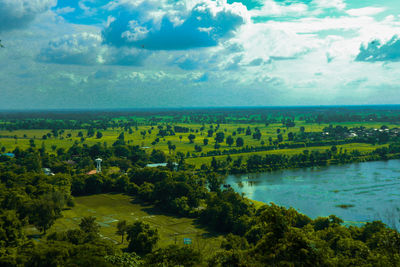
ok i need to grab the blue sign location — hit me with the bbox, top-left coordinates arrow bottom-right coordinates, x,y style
183,238 -> 192,245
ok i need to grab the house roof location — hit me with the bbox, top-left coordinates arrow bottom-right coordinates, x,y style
87,170 -> 97,175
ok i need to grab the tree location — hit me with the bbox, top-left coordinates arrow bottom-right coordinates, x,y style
105,253 -> 143,266
29,139 -> 35,148
215,132 -> 225,143
203,138 -> 209,146
246,127 -> 252,135
127,221 -> 159,255
146,245 -> 201,266
236,137 -> 244,147
226,136 -> 234,147
138,182 -> 155,202
118,132 -> 125,141
79,216 -> 100,235
188,134 -> 196,143
167,141 -> 173,154
30,196 -> 63,234
0,210 -> 24,247
277,134 -> 283,143
96,131 -> 103,139
194,145 -> 202,152
211,157 -> 218,170
252,132 -> 261,140
207,173 -> 223,192
171,144 -> 176,154
150,149 -> 166,163
87,128 -> 95,137
116,220 -> 128,244
288,132 -> 294,141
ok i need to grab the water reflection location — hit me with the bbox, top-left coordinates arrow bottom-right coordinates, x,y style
226,159 -> 400,228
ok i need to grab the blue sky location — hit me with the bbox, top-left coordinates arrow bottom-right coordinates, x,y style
1,0 -> 400,109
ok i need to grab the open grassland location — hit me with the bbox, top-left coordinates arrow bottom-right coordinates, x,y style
186,143 -> 388,167
0,121 -> 396,165
48,194 -> 222,252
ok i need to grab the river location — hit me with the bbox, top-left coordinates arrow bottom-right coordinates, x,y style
226,160 -> 400,228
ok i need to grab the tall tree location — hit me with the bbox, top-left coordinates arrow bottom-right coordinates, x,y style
79,216 -> 100,235
30,196 -> 63,234
203,138 -> 209,146
236,137 -> 244,147
116,220 -> 128,244
127,221 -> 159,255
188,134 -> 196,143
215,132 -> 225,143
226,136 -> 234,146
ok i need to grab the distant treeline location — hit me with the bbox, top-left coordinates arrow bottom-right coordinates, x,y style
2,106 -> 400,126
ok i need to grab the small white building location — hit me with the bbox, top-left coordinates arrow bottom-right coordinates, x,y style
42,168 -> 55,176
146,162 -> 178,171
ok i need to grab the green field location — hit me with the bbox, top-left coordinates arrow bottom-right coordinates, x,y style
187,143 -> 388,167
0,121 -> 395,167
47,194 -> 222,252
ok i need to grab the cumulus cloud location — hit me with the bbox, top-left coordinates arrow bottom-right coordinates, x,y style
37,33 -> 104,65
37,32 -> 149,66
356,36 -> 400,62
102,0 -> 249,50
0,0 -> 56,32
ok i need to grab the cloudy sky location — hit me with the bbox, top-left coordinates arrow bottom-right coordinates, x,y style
1,0 -> 400,109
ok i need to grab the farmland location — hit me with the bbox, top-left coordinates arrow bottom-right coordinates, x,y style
3,107 -> 400,265
1,119 -> 398,170
46,194 -> 222,252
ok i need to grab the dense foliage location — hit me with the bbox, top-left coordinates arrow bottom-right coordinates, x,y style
1,143 -> 400,266
1,108 -> 400,265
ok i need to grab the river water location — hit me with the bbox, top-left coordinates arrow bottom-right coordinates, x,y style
226,160 -> 400,227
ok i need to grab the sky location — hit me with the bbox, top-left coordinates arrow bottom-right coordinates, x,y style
1,0 -> 400,109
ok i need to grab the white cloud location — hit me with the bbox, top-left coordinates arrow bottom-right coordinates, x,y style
347,7 -> 386,17
312,0 -> 346,10
37,32 -> 149,66
0,0 -> 56,32
38,32 -> 104,65
249,0 -> 309,17
55,7 -> 76,15
102,0 -> 249,50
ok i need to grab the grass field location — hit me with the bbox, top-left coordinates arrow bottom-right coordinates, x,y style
186,143 -> 388,168
47,194 -> 223,252
1,121 -> 395,159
